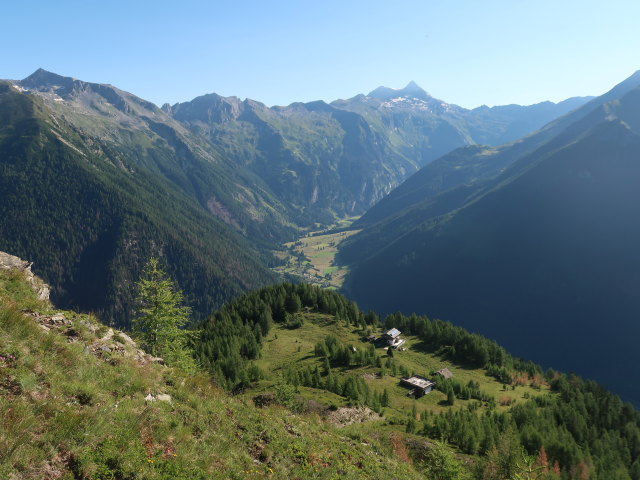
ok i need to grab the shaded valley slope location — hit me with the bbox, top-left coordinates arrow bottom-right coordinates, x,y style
341,71 -> 640,405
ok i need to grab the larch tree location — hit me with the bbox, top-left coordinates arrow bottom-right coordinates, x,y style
133,257 -> 197,372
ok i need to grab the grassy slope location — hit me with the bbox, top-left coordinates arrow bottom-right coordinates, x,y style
0,269 -> 423,480
252,312 -> 549,423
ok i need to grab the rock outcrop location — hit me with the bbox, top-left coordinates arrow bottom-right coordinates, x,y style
0,250 -> 164,367
0,251 -> 50,301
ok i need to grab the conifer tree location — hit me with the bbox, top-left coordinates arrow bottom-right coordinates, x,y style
447,389 -> 455,406
381,388 -> 390,407
133,257 -> 197,371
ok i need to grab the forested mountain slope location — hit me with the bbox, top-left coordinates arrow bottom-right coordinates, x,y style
194,282 -> 640,479
16,69 -> 294,243
0,68 -> 591,326
0,80 -> 276,326
354,71 -> 640,230
340,72 -> 640,406
3,249 -> 640,478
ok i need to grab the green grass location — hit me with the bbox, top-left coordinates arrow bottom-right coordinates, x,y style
322,266 -> 338,276
0,269 -> 425,480
0,270 -> 48,312
248,313 -> 551,421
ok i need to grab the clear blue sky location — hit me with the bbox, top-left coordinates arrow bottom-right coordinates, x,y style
3,0 -> 640,108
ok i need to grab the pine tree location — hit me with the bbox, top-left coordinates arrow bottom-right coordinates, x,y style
406,417 -> 416,434
132,257 -> 197,371
381,388 -> 390,407
286,292 -> 302,313
447,389 -> 455,406
323,356 -> 331,376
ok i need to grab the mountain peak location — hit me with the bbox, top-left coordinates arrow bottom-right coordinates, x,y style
403,80 -> 426,94
367,81 -> 431,101
21,68 -> 73,86
23,68 -> 71,81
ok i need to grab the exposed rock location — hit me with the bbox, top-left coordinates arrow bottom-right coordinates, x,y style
0,252 -> 169,368
24,309 -> 165,367
0,251 -> 50,301
28,312 -> 71,328
325,406 -> 381,428
145,393 -> 172,403
113,331 -> 137,348
99,328 -> 114,341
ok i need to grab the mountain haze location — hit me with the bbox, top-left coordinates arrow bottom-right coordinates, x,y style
167,81 -> 591,222
341,70 -> 640,405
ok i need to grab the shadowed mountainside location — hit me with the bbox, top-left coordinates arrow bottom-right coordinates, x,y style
341,71 -> 640,405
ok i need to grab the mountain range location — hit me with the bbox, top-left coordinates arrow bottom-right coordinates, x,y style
0,73 -> 280,325
0,68 -> 587,325
340,70 -> 640,405
165,79 -> 589,222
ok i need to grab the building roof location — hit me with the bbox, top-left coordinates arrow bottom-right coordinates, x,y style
384,328 -> 401,338
436,368 -> 453,379
400,375 -> 435,390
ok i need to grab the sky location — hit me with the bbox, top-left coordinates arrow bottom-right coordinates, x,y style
3,0 -> 640,108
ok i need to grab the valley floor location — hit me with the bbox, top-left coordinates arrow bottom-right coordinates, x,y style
273,216 -> 360,289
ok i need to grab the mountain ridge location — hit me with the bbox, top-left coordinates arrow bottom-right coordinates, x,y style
340,70 -> 640,406
0,68 -> 593,325
0,79 -> 279,326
